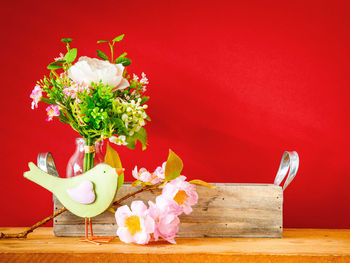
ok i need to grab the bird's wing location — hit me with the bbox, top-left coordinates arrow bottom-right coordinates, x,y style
66,180 -> 96,204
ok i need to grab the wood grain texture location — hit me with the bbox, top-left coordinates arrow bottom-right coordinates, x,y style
0,228 -> 349,263
53,183 -> 283,238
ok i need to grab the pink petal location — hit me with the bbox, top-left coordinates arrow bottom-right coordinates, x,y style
117,227 -> 133,243
143,216 -> 155,234
115,205 -> 132,226
167,238 -> 176,244
147,201 -> 157,218
162,183 -> 178,199
183,205 -> 193,215
131,200 -> 147,215
139,171 -> 152,182
133,231 -> 150,245
162,162 -> 166,171
132,166 -> 138,180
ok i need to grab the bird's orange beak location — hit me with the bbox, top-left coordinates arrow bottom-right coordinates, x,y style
115,168 -> 124,176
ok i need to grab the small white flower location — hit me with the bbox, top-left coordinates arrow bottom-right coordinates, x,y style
140,72 -> 149,85
109,135 -> 128,146
54,53 -> 64,61
133,74 -> 139,81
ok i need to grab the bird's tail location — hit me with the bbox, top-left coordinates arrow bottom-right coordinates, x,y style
24,162 -> 61,193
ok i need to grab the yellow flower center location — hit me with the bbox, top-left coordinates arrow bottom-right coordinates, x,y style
125,215 -> 141,235
173,190 -> 189,206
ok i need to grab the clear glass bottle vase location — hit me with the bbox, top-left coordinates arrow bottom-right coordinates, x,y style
66,138 -> 104,178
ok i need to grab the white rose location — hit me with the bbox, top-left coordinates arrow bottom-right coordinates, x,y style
68,56 -> 129,90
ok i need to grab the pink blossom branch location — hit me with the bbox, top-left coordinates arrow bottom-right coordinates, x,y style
0,183 -> 162,239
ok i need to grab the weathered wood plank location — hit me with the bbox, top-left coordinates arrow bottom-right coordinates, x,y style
1,228 -> 350,263
53,183 -> 283,237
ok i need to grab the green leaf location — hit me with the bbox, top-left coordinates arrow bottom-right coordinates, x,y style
165,149 -> 183,181
97,40 -> 109,43
131,180 -> 142,187
64,48 -> 77,63
115,56 -> 131,66
113,34 -> 125,42
51,59 -> 66,64
107,207 -> 116,213
104,143 -> 124,189
61,38 -> 72,44
58,114 -> 69,124
97,50 -> 109,60
118,173 -> 124,190
119,52 -> 127,57
47,64 -> 63,70
126,127 -> 147,150
140,96 -> 150,105
40,97 -> 57,105
189,179 -> 216,189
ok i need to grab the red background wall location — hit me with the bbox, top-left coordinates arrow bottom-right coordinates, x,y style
0,0 -> 349,228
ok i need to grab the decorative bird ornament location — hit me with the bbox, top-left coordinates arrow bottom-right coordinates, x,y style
24,162 -> 123,245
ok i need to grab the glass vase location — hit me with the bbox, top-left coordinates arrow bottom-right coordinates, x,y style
66,138 -> 104,178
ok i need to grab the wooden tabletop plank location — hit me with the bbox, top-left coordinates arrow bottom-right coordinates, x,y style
0,228 -> 349,263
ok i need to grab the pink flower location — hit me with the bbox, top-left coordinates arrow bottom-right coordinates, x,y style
132,166 -> 161,184
30,85 -> 42,109
153,162 -> 166,180
45,105 -> 60,121
63,82 -> 89,99
132,167 -> 152,183
148,196 -> 180,244
62,86 -> 76,98
54,52 -> 64,61
115,201 -> 155,245
140,72 -> 149,85
161,176 -> 198,215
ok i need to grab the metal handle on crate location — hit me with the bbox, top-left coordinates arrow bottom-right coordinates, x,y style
37,152 -> 59,177
37,153 -> 59,202
274,151 -> 299,190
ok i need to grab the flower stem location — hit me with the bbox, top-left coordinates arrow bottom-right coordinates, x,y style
0,207 -> 67,239
83,137 -> 95,172
109,43 -> 114,63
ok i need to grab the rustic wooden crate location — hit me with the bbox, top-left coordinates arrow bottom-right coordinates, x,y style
53,183 -> 283,238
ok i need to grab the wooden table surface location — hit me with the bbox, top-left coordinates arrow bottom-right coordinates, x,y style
0,228 -> 349,262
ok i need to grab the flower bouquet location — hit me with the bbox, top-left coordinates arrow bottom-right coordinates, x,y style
30,35 -> 150,173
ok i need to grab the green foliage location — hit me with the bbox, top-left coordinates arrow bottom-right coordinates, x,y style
53,59 -> 66,64
96,50 -> 109,60
105,143 -> 124,190
140,96 -> 150,105
189,179 -> 216,189
126,127 -> 147,150
61,38 -> 72,44
96,35 -> 132,66
34,35 -> 150,151
47,64 -> 63,70
64,48 -> 77,63
115,56 -> 131,66
165,150 -> 183,181
113,34 -> 124,42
